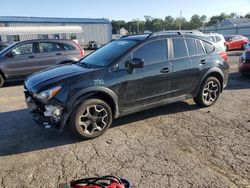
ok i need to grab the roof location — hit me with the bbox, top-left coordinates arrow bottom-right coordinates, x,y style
120,32 -> 209,42
0,26 -> 83,35
0,16 -> 110,24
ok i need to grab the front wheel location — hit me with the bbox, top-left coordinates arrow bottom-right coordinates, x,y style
70,98 -> 113,139
194,77 -> 221,107
0,74 -> 4,88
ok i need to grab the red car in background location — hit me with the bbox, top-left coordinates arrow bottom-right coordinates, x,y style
224,35 -> 249,51
239,50 -> 250,74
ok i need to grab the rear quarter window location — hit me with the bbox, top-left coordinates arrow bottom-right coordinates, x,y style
202,41 -> 215,54
62,43 -> 76,51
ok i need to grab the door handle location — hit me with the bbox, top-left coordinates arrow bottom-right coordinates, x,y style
161,67 -> 170,73
28,55 -> 35,58
200,59 -> 207,65
56,53 -> 62,55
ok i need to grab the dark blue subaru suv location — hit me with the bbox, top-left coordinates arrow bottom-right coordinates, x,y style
24,31 -> 229,139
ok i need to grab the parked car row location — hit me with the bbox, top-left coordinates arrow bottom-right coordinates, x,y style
0,39 -> 84,87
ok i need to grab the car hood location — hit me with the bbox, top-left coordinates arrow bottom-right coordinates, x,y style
25,64 -> 97,92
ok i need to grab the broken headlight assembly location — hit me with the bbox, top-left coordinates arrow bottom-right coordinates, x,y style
34,86 -> 62,103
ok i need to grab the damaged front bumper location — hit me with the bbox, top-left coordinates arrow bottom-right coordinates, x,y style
25,94 -> 64,130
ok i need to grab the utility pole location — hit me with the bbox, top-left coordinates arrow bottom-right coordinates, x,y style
179,10 -> 182,30
137,19 -> 140,34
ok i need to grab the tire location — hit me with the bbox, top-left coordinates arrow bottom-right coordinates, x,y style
70,98 -> 113,139
194,77 -> 221,107
0,74 -> 4,88
242,43 -> 247,50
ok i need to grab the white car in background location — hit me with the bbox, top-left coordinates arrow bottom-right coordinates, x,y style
204,33 -> 226,52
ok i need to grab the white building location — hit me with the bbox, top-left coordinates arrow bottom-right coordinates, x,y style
119,27 -> 128,36
201,18 -> 250,39
0,16 -> 112,47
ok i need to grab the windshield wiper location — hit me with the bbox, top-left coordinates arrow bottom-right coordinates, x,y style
77,62 -> 92,69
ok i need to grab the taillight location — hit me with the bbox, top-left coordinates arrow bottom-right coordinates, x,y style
73,41 -> 85,57
220,51 -> 228,61
79,47 -> 84,57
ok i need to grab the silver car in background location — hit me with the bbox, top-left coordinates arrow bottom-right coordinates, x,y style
204,33 -> 226,52
0,39 -> 84,87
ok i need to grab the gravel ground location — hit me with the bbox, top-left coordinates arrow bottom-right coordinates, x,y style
0,51 -> 249,188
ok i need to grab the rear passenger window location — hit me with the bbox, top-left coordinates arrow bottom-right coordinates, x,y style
196,40 -> 205,55
39,42 -> 62,53
185,38 -> 197,56
202,41 -> 214,54
62,43 -> 76,51
133,40 -> 167,65
172,38 -> 188,59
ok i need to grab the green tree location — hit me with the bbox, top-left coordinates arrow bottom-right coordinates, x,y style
245,13 -> 250,18
189,14 -> 203,29
164,16 -> 174,30
111,20 -> 127,34
151,18 -> 164,32
207,13 -> 230,26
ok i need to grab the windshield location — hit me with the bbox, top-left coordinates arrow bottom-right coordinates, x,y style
0,43 -> 15,55
79,40 -> 137,67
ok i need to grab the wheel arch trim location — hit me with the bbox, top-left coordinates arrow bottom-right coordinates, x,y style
194,68 -> 224,97
60,86 -> 119,130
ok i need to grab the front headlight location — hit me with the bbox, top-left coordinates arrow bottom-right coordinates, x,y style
34,86 -> 61,103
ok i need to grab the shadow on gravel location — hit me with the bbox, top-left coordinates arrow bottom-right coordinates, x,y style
3,80 -> 24,87
0,101 -> 198,156
0,109 -> 80,157
226,72 -> 250,90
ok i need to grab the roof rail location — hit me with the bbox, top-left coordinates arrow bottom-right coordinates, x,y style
151,30 -> 204,37
120,33 -> 151,39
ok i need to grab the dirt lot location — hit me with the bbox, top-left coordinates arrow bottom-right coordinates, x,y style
0,51 -> 249,188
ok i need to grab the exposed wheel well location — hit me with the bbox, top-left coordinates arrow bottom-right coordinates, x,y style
87,92 -> 117,118
204,72 -> 223,92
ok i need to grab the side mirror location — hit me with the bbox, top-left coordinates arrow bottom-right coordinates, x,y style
125,58 -> 144,70
5,51 -> 14,58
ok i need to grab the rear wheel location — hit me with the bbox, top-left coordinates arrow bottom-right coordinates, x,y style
0,74 -> 4,88
70,98 -> 113,139
243,43 -> 247,50
194,77 -> 221,107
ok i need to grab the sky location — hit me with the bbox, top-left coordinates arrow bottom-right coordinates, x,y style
0,0 -> 250,21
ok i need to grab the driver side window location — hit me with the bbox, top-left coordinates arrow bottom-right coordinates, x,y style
132,40 -> 168,65
12,43 -> 33,55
